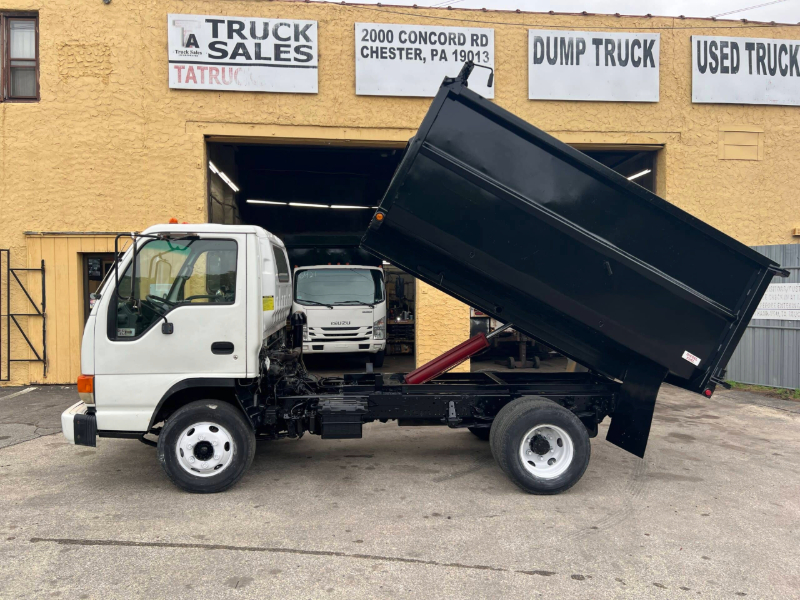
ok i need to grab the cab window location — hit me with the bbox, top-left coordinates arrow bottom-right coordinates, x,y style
273,245 -> 290,283
112,238 -> 237,340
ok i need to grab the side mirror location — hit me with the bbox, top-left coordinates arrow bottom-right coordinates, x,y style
162,322 -> 174,335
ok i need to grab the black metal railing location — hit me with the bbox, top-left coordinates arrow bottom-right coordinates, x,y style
0,249 -> 46,381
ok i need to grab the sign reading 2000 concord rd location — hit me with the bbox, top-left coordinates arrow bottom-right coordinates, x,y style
692,36 -> 800,106
168,14 -> 318,93
355,23 -> 495,98
528,30 -> 660,102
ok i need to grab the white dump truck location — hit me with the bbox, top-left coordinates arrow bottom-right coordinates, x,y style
61,64 -> 784,495
293,265 -> 387,366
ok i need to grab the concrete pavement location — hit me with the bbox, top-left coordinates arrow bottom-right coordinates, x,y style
0,382 -> 798,599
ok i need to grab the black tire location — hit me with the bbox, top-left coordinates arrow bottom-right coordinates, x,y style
490,397 -> 590,495
468,426 -> 491,441
157,400 -> 256,494
372,350 -> 385,368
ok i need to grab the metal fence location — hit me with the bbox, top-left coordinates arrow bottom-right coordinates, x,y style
726,244 -> 800,390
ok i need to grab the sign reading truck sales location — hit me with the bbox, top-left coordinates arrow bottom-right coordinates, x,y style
528,30 -> 659,102
355,23 -> 495,98
167,14 -> 318,93
692,36 -> 800,106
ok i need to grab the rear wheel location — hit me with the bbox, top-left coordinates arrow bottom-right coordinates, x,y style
490,397 -> 590,494
157,400 -> 255,493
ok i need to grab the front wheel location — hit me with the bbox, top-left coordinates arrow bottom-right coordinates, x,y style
157,400 -> 255,493
371,350 -> 385,368
490,397 -> 590,495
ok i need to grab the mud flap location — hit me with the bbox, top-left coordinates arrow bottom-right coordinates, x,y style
606,358 -> 668,458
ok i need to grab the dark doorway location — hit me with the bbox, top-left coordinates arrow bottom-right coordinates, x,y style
582,149 -> 658,192
207,141 -> 417,372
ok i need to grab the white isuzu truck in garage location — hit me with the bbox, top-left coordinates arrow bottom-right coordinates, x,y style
293,265 -> 386,366
60,64 -> 784,496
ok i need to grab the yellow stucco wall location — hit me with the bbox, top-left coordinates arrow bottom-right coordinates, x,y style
1,1 -> 799,384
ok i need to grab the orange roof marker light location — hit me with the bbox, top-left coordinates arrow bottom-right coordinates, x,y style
168,218 -> 178,224
375,213 -> 384,221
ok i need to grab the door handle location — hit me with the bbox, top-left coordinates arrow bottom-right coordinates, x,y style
211,341 -> 234,355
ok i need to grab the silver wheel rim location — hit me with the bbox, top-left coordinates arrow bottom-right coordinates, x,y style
176,422 -> 235,478
518,424 -> 574,480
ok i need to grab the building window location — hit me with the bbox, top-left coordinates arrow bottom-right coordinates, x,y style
2,14 -> 39,101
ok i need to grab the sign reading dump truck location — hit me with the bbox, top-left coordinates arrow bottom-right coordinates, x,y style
528,30 -> 659,102
61,63 -> 786,498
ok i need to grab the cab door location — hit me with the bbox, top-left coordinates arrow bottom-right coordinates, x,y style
93,233 -> 248,432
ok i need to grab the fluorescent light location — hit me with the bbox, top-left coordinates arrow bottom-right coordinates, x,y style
208,161 -> 239,192
247,199 -> 287,205
289,202 -> 329,208
627,169 -> 652,181
331,205 -> 372,209
371,207 -> 379,209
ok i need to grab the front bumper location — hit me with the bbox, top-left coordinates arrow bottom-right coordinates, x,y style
303,341 -> 386,354
61,401 -> 97,447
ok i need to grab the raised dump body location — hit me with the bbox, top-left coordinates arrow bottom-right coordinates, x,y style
362,65 -> 787,456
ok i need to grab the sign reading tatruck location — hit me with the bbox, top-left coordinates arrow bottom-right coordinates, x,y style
168,14 -> 318,93
753,283 -> 800,321
355,23 -> 495,98
528,30 -> 659,102
692,36 -> 800,105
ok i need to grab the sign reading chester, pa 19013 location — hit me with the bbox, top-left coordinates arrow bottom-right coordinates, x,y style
168,14 -> 318,93
528,30 -> 659,102
355,23 -> 494,98
692,36 -> 800,106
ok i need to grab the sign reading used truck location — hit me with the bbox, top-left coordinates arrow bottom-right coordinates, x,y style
355,23 -> 494,98
528,30 -> 659,102
692,36 -> 800,105
168,14 -> 318,93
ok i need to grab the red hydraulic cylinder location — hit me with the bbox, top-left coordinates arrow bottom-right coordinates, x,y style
404,333 -> 489,385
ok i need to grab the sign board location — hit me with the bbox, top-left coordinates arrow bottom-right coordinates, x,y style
355,23 -> 494,98
528,30 -> 659,102
168,14 -> 318,93
692,36 -> 800,105
753,283 -> 800,321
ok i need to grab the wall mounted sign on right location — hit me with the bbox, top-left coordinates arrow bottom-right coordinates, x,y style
692,35 -> 800,106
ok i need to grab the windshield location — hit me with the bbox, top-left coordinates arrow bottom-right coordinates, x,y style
295,268 -> 384,306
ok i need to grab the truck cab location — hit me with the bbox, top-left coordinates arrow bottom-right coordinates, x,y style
64,224 -> 291,440
292,265 -> 386,367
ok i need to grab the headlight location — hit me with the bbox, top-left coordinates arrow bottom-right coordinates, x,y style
303,325 -> 309,342
373,317 -> 386,340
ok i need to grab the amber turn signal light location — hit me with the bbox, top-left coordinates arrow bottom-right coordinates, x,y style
77,374 -> 95,404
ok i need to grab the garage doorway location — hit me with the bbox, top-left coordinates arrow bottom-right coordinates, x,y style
582,148 -> 658,192
206,141 -> 417,373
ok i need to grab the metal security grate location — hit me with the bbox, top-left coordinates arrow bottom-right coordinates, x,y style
727,244 -> 799,390
0,249 -> 47,381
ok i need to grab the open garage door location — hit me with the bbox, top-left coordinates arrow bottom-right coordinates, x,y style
206,141 -> 417,373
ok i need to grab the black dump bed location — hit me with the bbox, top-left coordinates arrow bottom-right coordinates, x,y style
361,68 -> 786,407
